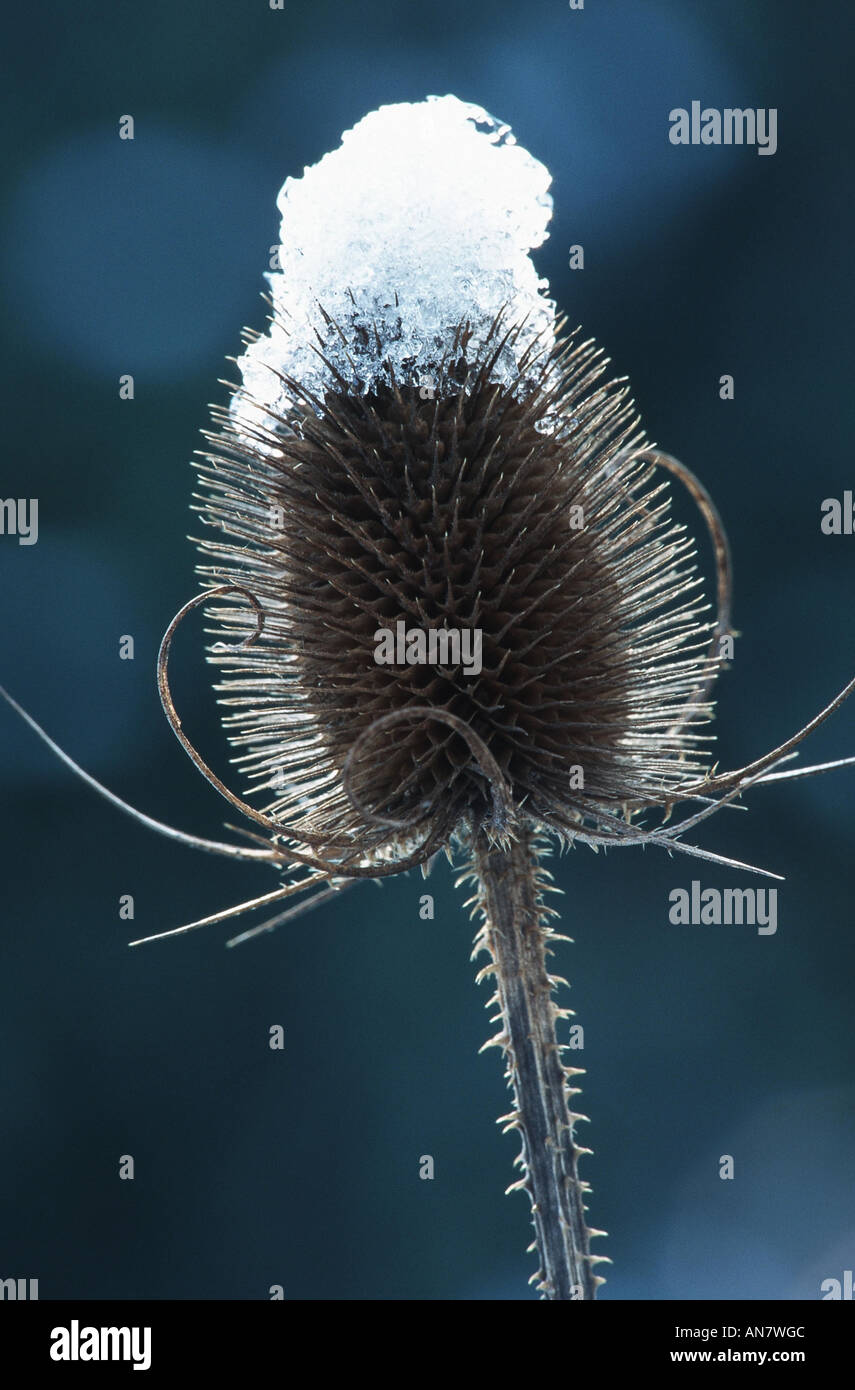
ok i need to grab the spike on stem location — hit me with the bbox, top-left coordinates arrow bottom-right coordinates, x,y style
470,825 -> 599,1301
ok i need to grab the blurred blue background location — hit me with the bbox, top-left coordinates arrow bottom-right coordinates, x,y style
1,0 -> 853,1300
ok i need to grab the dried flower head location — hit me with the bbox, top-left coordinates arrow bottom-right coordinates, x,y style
195,324 -> 720,855
177,95 -> 852,889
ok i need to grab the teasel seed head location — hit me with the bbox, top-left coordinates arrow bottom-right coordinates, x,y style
192,315 -> 721,863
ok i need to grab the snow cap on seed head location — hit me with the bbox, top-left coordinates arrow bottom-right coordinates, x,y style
232,95 -> 556,432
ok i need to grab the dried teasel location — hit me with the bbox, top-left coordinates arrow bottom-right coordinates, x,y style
4,95 -> 855,1300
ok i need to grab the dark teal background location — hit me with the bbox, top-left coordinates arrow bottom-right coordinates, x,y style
1,0 -> 853,1299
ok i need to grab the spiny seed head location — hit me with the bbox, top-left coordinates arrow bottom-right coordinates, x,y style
192,315 -> 721,860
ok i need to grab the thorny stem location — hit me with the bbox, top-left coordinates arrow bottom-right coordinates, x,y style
469,825 -> 605,1300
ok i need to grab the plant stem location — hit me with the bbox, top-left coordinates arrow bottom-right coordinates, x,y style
469,825 -> 604,1300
